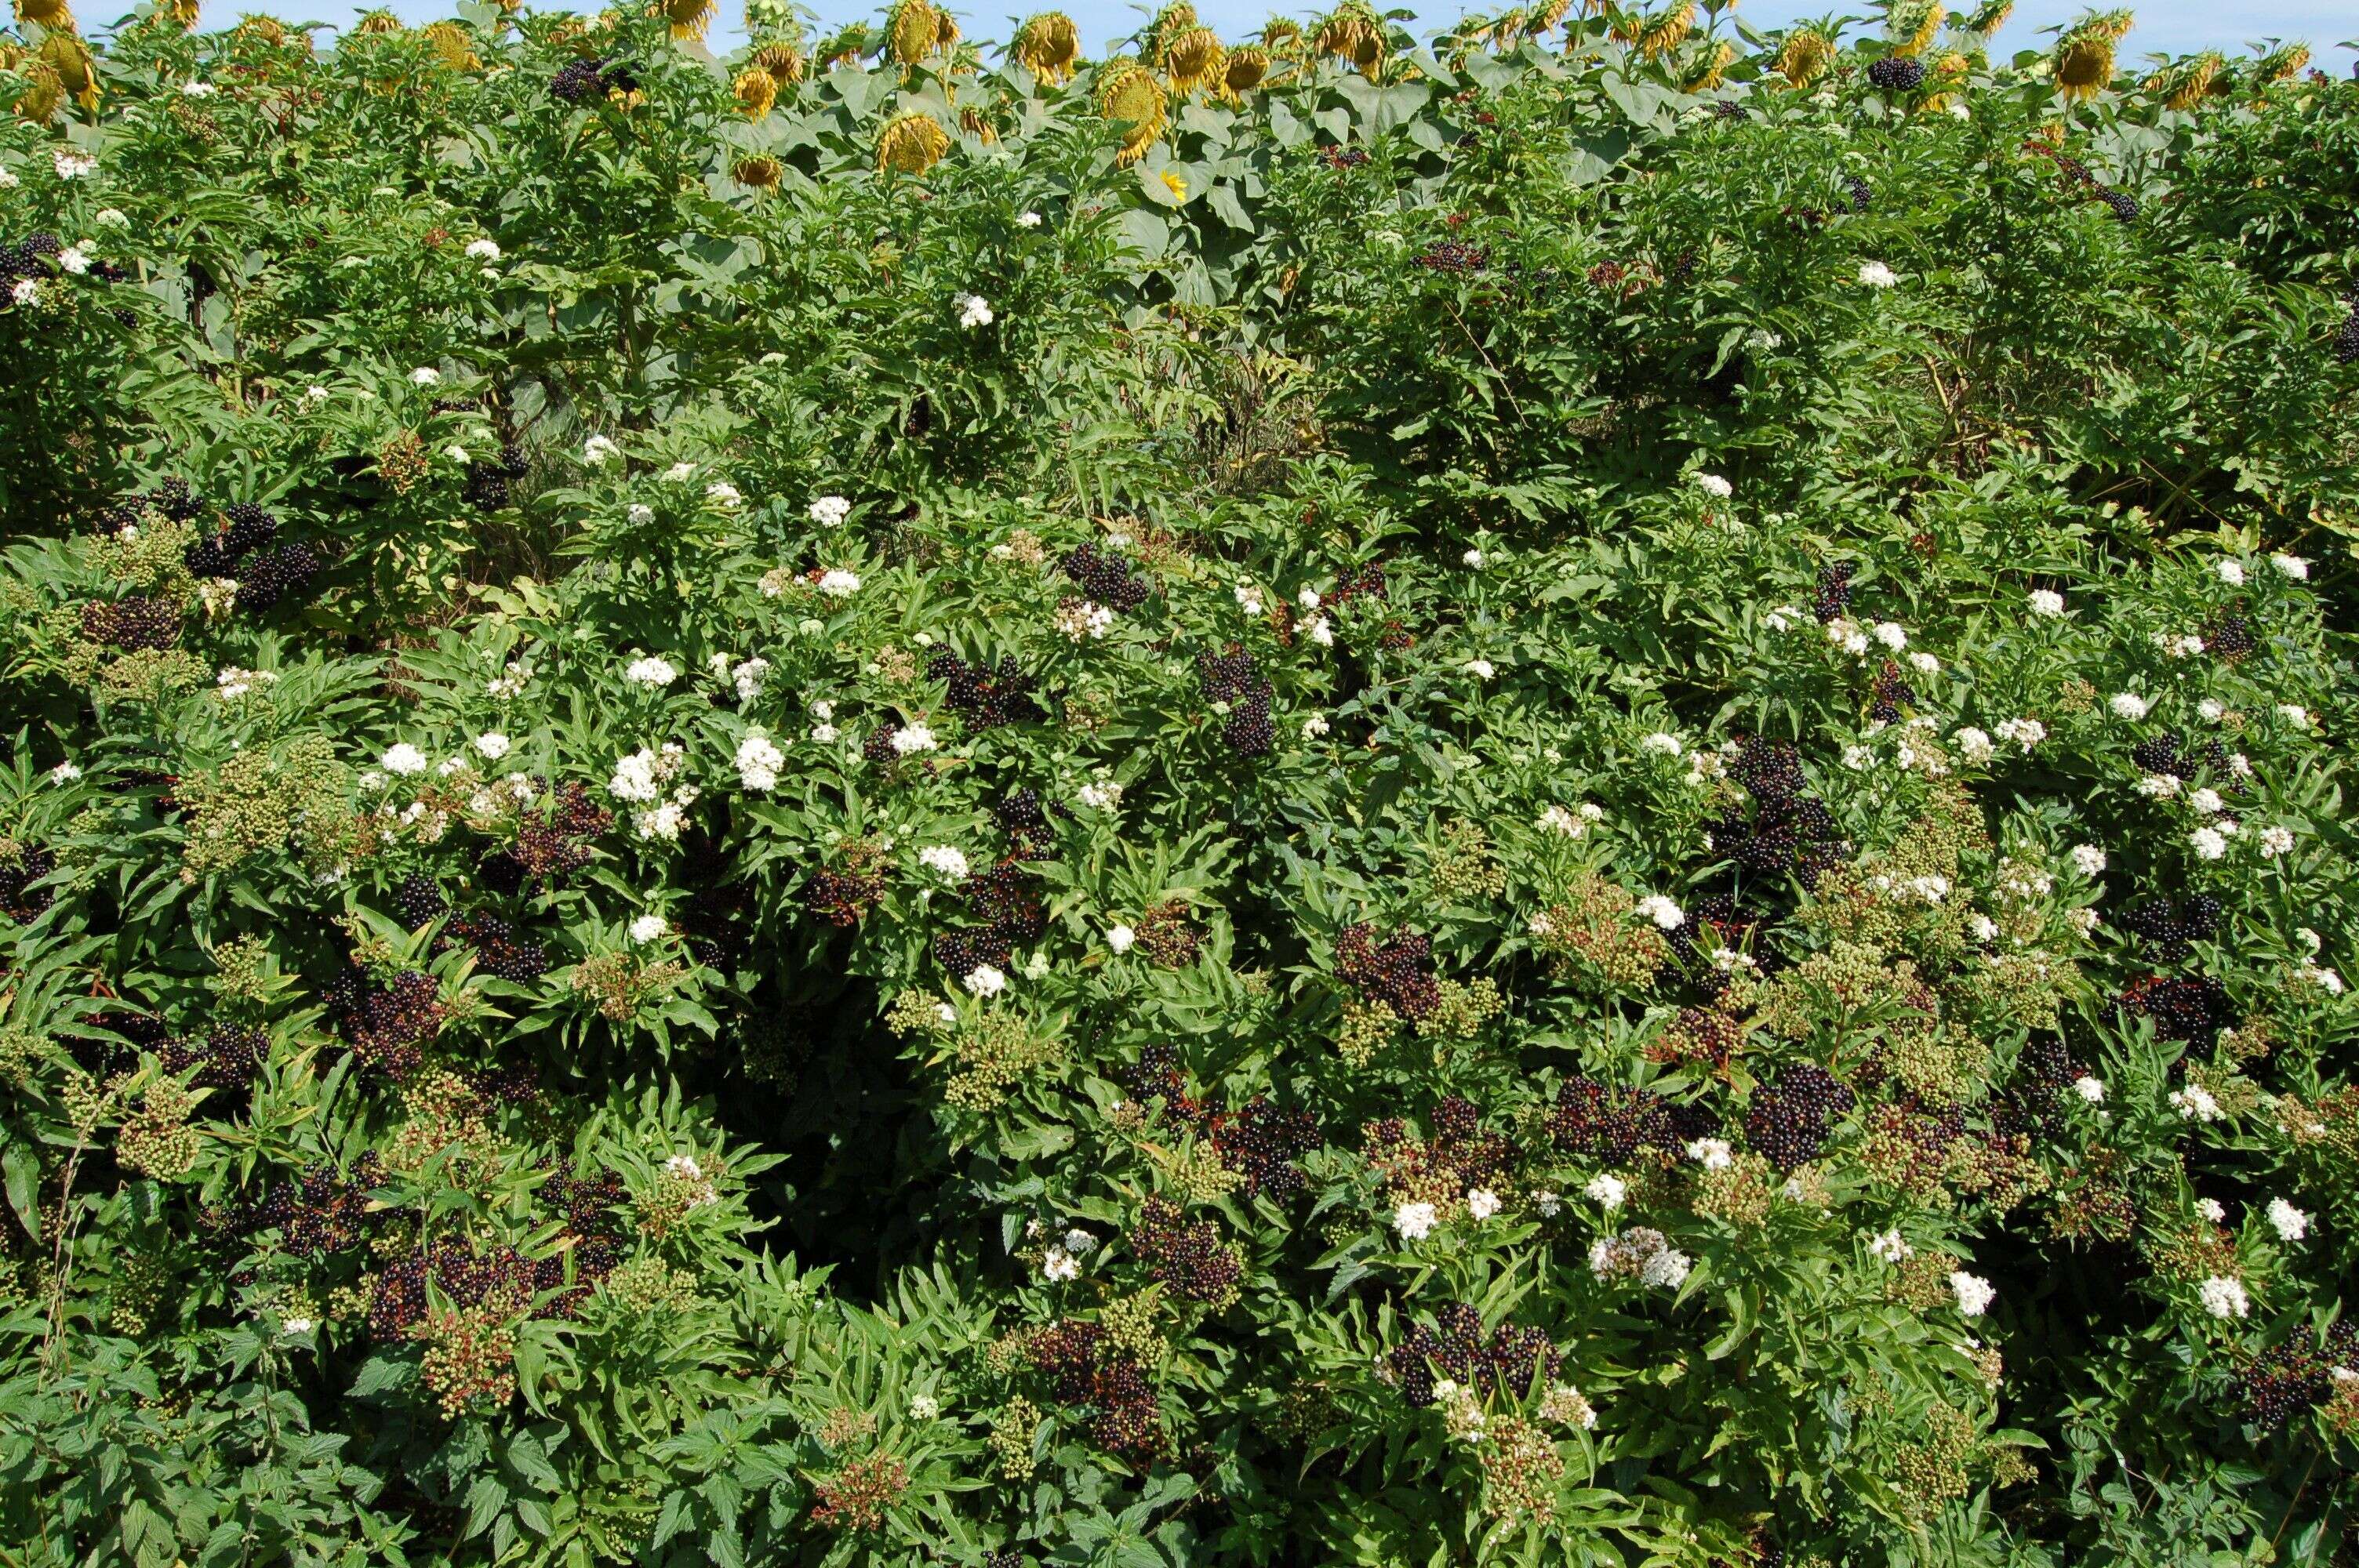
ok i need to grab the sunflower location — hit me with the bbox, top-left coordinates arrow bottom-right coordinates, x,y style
1143,0 -> 1195,59
1681,38 -> 1733,90
1959,0 -> 2011,33
353,9 -> 403,32
39,27 -> 98,108
960,103 -> 999,143
818,22 -> 873,65
2252,42 -> 2306,87
1164,25 -> 1225,93
158,0 -> 200,27
732,65 -> 776,117
1012,13 -> 1078,82
732,154 -> 783,189
1158,169 -> 1187,200
13,60 -> 62,121
1634,2 -> 1695,61
2052,14 -> 2126,103
753,42 -> 805,83
1096,60 -> 1167,165
1886,0 -> 1943,56
423,20 -> 479,71
885,0 -> 937,65
658,0 -> 714,41
13,0 -> 71,29
1261,17 -> 1305,56
1528,0 -> 1573,35
1314,1 -> 1385,75
1218,44 -> 1269,103
1772,27 -> 1833,86
876,110 -> 949,173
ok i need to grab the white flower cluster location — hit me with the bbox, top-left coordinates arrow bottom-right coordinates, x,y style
735,731 -> 784,792
609,742 -> 698,839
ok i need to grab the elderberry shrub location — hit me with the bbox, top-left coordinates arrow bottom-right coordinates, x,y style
1743,1064 -> 1856,1172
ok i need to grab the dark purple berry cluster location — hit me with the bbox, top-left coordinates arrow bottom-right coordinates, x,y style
1550,1075 -> 1710,1160
1060,543 -> 1151,612
1335,922 -> 1438,1021
236,540 -> 323,613
1743,1064 -> 1856,1171
1196,644 -> 1275,757
325,965 -> 444,1080
240,1157 -> 385,1254
1842,173 -> 1873,212
934,859 -> 1046,978
1124,1043 -> 1213,1127
1129,1196 -> 1241,1306
803,865 -> 886,927
0,844 -> 58,923
1869,660 -> 1918,724
1209,1098 -> 1323,1198
462,444 -> 529,510
551,56 -> 632,103
82,596 -> 182,652
928,650 -> 1045,731
2336,304 -> 2359,365
1866,55 -> 1925,93
2130,731 -> 2230,781
2119,975 -> 2232,1047
184,502 -> 278,577
1387,1301 -> 1558,1407
1812,562 -> 1854,623
1709,738 -> 1847,891
2119,896 -> 2220,965
480,782 -> 611,892
2243,1321 -> 2359,1428
1416,239 -> 1488,273
1028,1319 -> 1165,1461
158,1024 -> 268,1093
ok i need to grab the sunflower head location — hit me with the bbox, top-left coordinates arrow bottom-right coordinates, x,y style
1158,169 -> 1187,200
876,110 -> 950,173
1680,38 -> 1733,90
1528,0 -> 1573,35
13,60 -> 62,121
1772,27 -> 1832,86
1219,44 -> 1269,100
732,64 -> 777,116
14,0 -> 73,30
422,20 -> 479,71
1886,0 -> 1944,56
1261,17 -> 1304,56
2053,22 -> 2117,102
732,153 -> 783,189
1143,0 -> 1196,56
753,41 -> 805,82
1163,24 -> 1225,92
656,0 -> 714,40
1634,2 -> 1695,61
885,0 -> 938,65
960,102 -> 999,142
1096,60 -> 1167,165
2151,50 -> 2219,110
2253,41 -> 2307,87
353,8 -> 403,32
38,27 -> 98,107
158,0 -> 201,27
1959,0 -> 2011,33
1314,0 -> 1385,74
1014,12 -> 1081,82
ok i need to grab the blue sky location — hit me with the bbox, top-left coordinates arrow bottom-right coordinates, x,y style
170,0 -> 2354,65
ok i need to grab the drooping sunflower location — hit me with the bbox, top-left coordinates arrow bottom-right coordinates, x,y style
423,20 -> 479,71
1163,25 -> 1225,93
40,27 -> 99,108
960,103 -> 999,143
2052,11 -> 2128,103
1314,0 -> 1385,76
1142,1 -> 1195,60
1014,12 -> 1080,82
1886,0 -> 1944,56
753,41 -> 805,83
1634,2 -> 1695,61
1218,44 -> 1269,103
14,0 -> 71,29
817,23 -> 874,65
157,0 -> 200,27
1772,27 -> 1833,86
1528,0 -> 1574,36
876,110 -> 949,173
13,60 -> 62,121
885,0 -> 938,65
1920,47 -> 1970,108
353,9 -> 403,32
657,0 -> 714,42
732,153 -> 783,189
1680,38 -> 1733,91
1958,0 -> 2011,34
2252,41 -> 2307,87
1096,60 -> 1167,166
1261,17 -> 1304,56
2147,50 -> 2219,109
732,65 -> 776,117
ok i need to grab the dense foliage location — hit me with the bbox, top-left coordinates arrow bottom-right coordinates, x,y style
4,0 -> 2359,1562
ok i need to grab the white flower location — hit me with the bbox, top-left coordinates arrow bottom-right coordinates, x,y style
47,760 -> 81,785
2259,825 -> 2295,858
1948,1271 -> 1996,1317
809,723 -> 838,745
730,657 -> 769,703
705,481 -> 743,509
956,292 -> 995,328
472,732 -> 512,762
2272,553 -> 2310,580
909,1393 -> 941,1420
2136,773 -> 2183,799
2277,704 -> 2313,728
609,749 -> 662,803
1041,1246 -> 1080,1282
409,367 -> 441,386
817,569 -> 862,597
1640,1247 -> 1692,1290
1909,651 -> 1940,676
1995,717 -> 2046,752
2059,845 -> 2106,880
2198,699 -> 2226,722
1950,727 -> 1994,765
2301,965 -> 2345,996
735,731 -> 783,792
2068,906 -> 2100,936
53,150 -> 98,180
1687,1138 -> 1733,1171
282,1316 -> 315,1336
1394,1200 -> 1438,1240
1538,804 -> 1587,839
1968,913 -> 1997,942
963,964 -> 1007,996
2190,826 -> 2227,862
1857,260 -> 1899,288
380,743 -> 427,776
627,504 -> 655,526
465,238 -> 501,261
1639,731 -> 1683,758
56,245 -> 89,276
1634,895 -> 1685,931
1694,472 -> 1732,499
2157,632 -> 2205,659
2266,1198 -> 2310,1243
1107,924 -> 1136,955
1466,659 -> 1495,681
2073,1076 -> 2106,1104
664,1153 -> 705,1182
919,845 -> 971,881
1532,1190 -> 1562,1218
2109,692 -> 2150,721
1230,583 -> 1267,617
1584,1173 -> 1627,1210
1018,211 -> 1042,227
624,655 -> 678,689
2228,752 -> 2253,777
636,801 -> 688,841
1301,715 -> 1331,740
1462,546 -> 1485,568
809,494 -> 850,528
9,280 -> 35,307
628,913 -> 668,943
1873,621 -> 1907,651
1306,615 -> 1334,647
891,724 -> 938,757
2197,1276 -> 2250,1319
180,81 -> 216,97
1466,1188 -> 1501,1221
1296,586 -> 1322,611
2171,1084 -> 2223,1122
2216,559 -> 2246,587
2185,787 -> 2224,816
2196,1197 -> 2226,1222
583,434 -> 620,466
2028,589 -> 2066,617
1867,1229 -> 1914,1263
